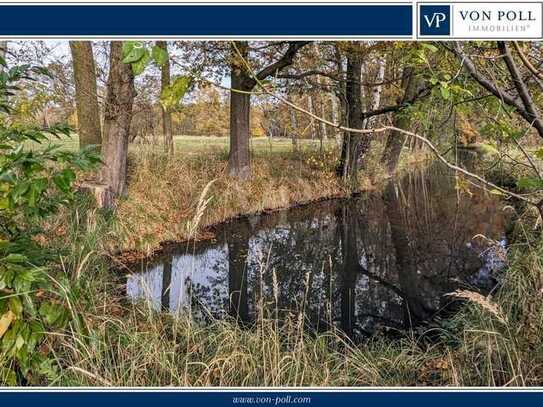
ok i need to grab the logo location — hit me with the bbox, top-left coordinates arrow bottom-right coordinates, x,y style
420,5 -> 451,36
453,3 -> 542,38
418,3 -> 543,39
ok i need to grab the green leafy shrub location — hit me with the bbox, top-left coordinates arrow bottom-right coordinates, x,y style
0,57 -> 100,384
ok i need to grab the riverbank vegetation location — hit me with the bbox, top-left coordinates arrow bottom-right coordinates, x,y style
28,189 -> 543,386
2,40 -> 543,386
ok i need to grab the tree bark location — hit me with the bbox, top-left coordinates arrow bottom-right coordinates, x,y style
337,49 -> 366,187
0,41 -> 7,65
156,41 -> 174,156
312,43 -> 328,143
69,41 -> 102,151
381,67 -> 421,174
100,41 -> 136,198
228,41 -> 252,180
78,181 -> 114,209
228,41 -> 309,180
331,93 -> 341,147
319,95 -> 328,141
497,41 -> 543,136
307,95 -> 319,140
364,57 -> 386,129
452,42 -> 543,139
334,43 -> 347,130
289,104 -> 298,152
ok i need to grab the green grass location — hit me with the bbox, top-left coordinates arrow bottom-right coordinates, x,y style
32,133 -> 335,156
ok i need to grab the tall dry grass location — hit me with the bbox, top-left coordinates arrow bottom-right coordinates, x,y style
42,146 -> 543,387
110,145 -> 431,255
52,216 -> 543,387
54,272 -> 438,387
113,148 -> 346,254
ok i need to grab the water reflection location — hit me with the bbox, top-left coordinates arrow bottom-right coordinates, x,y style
127,164 -> 508,339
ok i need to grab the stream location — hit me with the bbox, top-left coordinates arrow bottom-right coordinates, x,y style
126,163 -> 509,340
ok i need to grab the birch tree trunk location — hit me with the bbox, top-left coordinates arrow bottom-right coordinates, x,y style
319,94 -> 328,141
331,93 -> 341,148
364,57 -> 386,129
360,62 -> 367,114
289,105 -> 298,152
313,43 -> 328,144
307,95 -> 318,140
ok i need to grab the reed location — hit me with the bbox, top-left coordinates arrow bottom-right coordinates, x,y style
49,203 -> 543,386
39,148 -> 543,387
105,145 -> 430,255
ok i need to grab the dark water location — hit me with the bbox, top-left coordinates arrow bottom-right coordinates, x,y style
126,163 -> 508,340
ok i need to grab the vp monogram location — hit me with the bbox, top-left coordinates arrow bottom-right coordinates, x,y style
419,5 -> 451,36
424,12 -> 447,28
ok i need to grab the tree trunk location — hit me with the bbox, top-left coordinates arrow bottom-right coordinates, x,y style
156,41 -> 173,156
337,50 -> 366,187
289,105 -> 298,152
69,41 -> 102,151
227,41 -> 307,179
381,67 -> 421,174
364,57 -> 386,129
0,41 -> 7,66
331,93 -> 342,148
360,62 -> 367,113
333,44 -> 347,149
308,95 -> 318,140
78,181 -> 114,209
313,43 -> 328,143
228,41 -> 251,180
497,41 -> 543,137
319,96 -> 328,141
100,41 -> 136,198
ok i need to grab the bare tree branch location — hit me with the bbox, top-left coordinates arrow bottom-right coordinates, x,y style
498,41 -> 543,137
513,42 -> 543,81
243,41 -> 311,89
451,42 -> 543,139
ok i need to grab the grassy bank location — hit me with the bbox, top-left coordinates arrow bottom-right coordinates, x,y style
114,147 -> 344,254
47,201 -> 543,386
29,139 -> 542,387
61,136 -> 427,255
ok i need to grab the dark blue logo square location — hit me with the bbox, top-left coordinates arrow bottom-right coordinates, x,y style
420,5 -> 450,36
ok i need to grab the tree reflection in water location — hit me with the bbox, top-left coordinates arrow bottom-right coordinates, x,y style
127,163 -> 508,340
